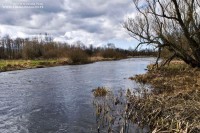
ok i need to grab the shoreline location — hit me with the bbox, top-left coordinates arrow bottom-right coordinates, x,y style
0,57 -> 127,72
129,60 -> 200,132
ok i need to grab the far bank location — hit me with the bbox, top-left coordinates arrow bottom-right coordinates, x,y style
0,56 -> 128,72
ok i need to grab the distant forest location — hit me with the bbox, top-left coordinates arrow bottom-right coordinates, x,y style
0,33 -> 157,60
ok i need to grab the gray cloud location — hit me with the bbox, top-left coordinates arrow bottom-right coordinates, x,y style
0,0 -> 135,47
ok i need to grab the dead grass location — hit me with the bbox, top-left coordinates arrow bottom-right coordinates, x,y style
131,61 -> 200,94
92,87 -> 109,97
0,58 -> 70,72
90,56 -> 120,62
126,88 -> 200,132
129,60 -> 200,132
92,61 -> 200,132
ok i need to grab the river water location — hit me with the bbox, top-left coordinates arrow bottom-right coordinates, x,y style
0,58 -> 155,133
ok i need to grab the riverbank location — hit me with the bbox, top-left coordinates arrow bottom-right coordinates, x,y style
0,57 -> 125,72
129,60 -> 200,132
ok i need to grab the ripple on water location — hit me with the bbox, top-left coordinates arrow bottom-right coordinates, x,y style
0,58 -> 156,133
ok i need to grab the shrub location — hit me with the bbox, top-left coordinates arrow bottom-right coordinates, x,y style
67,49 -> 89,64
100,49 -> 126,59
92,87 -> 109,97
22,41 -> 44,59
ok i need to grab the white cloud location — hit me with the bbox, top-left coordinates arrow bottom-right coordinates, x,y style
54,30 -> 102,46
0,0 -> 137,48
0,25 -> 29,38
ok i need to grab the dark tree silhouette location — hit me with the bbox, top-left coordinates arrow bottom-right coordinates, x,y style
124,0 -> 200,67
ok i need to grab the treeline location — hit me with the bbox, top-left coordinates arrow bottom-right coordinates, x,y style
0,35 -> 157,60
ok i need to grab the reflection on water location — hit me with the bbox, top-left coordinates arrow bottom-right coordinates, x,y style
0,58 -> 155,133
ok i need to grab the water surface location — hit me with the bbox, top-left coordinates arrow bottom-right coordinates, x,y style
0,58 -> 155,133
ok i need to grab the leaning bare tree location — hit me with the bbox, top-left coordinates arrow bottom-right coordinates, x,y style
124,0 -> 200,67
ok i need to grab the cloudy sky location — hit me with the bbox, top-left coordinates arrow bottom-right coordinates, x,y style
0,0 -> 139,49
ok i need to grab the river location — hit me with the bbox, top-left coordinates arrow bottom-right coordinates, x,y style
0,58 -> 155,133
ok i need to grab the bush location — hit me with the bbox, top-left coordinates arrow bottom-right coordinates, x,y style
43,43 -> 59,59
100,49 -> 126,59
22,41 -> 44,59
67,49 -> 89,64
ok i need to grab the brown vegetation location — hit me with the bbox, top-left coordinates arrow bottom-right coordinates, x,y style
129,61 -> 200,132
92,61 -> 200,133
0,34 -> 157,72
0,35 -> 156,62
0,59 -> 69,72
92,87 -> 109,97
67,48 -> 90,64
100,49 -> 126,59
